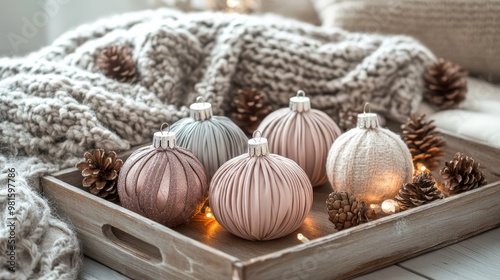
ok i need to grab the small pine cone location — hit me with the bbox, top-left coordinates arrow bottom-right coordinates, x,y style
395,172 -> 444,211
424,58 -> 467,109
229,88 -> 272,134
96,45 -> 138,83
326,190 -> 362,230
440,152 -> 487,195
76,149 -> 123,202
401,114 -> 446,171
337,101 -> 386,131
337,106 -> 358,131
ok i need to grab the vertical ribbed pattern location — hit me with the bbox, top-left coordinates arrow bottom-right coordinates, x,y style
209,153 -> 313,241
326,127 -> 413,204
258,108 -> 341,186
117,145 -> 208,228
170,116 -> 248,182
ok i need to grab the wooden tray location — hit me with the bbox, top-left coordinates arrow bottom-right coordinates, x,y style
40,130 -> 500,280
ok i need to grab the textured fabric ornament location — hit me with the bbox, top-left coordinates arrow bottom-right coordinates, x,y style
440,152 -> 487,195
117,124 -> 208,228
326,105 -> 413,205
209,132 -> 313,241
171,97 -> 248,182
75,149 -> 123,202
257,90 -> 341,186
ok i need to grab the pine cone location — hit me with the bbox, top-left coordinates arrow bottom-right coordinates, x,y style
424,58 -> 467,109
229,88 -> 272,134
76,149 -> 123,202
337,101 -> 386,131
337,105 -> 358,131
440,152 -> 487,195
401,114 -> 446,171
326,190 -> 363,230
395,172 -> 444,210
96,45 -> 138,83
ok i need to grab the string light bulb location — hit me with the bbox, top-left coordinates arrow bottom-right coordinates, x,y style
381,199 -> 399,214
297,233 -> 310,243
205,206 -> 214,219
414,162 -> 429,175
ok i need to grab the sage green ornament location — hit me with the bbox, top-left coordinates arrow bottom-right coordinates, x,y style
170,97 -> 248,182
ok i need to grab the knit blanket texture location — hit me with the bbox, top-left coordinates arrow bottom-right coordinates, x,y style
0,8 -> 435,278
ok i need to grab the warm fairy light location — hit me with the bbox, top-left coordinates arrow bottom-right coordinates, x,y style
370,203 -> 381,214
297,233 -> 310,243
381,199 -> 398,214
205,206 -> 214,219
415,163 -> 428,175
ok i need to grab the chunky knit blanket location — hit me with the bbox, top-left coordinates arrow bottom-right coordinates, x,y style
0,8 -> 434,278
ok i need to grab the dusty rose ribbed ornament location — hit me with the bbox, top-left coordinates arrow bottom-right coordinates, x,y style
257,90 -> 341,186
209,131 -> 313,241
117,124 -> 208,228
170,97 -> 248,182
326,104 -> 413,205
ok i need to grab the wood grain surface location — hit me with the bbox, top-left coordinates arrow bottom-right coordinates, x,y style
41,130 -> 500,279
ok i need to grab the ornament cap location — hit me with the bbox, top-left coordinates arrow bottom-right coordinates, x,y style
248,131 -> 269,157
357,103 -> 379,129
153,123 -> 176,149
190,97 -> 213,121
289,90 -> 311,112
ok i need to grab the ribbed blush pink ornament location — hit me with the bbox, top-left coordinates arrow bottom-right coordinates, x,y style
117,124 -> 208,228
326,106 -> 413,205
209,131 -> 313,241
257,90 -> 341,186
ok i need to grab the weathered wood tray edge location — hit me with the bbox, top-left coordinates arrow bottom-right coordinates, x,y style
40,130 -> 500,280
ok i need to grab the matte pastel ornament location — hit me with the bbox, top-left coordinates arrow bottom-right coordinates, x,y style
209,132 -> 313,241
257,90 -> 341,186
326,107 -> 413,205
170,97 -> 248,181
117,125 -> 208,228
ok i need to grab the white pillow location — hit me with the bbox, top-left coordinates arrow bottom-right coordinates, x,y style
312,0 -> 500,81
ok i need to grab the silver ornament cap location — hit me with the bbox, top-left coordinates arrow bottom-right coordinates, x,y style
357,103 -> 379,129
289,90 -> 311,112
248,131 -> 269,157
190,96 -> 213,121
153,123 -> 176,149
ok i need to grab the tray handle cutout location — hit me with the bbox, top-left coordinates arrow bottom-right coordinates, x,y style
102,224 -> 162,263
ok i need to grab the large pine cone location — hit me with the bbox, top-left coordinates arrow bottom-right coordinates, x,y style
424,58 -> 467,109
96,45 -> 138,83
395,172 -> 444,211
76,149 -> 123,202
401,114 -> 446,171
229,88 -> 272,134
440,152 -> 487,195
326,190 -> 363,230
